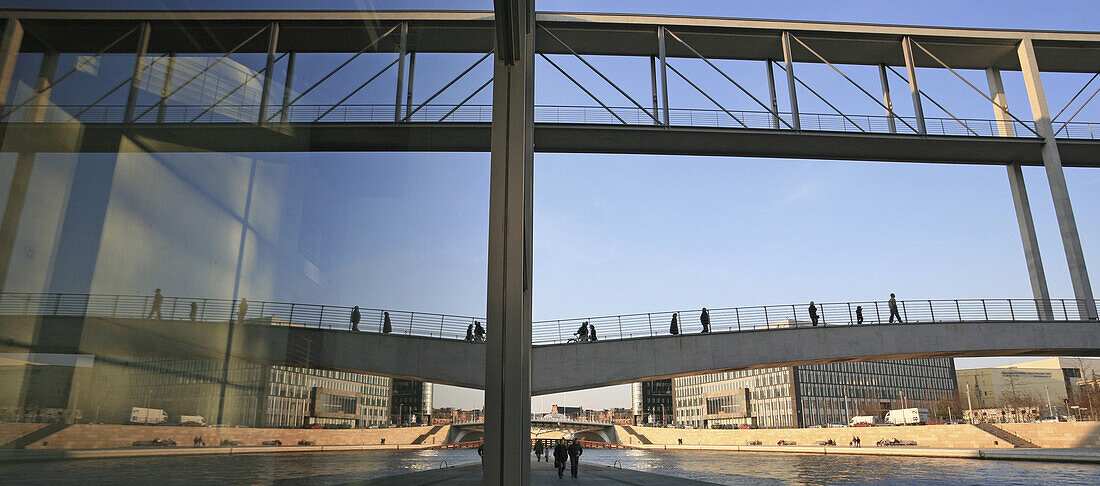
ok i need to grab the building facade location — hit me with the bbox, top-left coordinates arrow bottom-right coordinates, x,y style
389,379 -> 433,425
956,357 -> 1100,411
631,379 -> 674,425
673,358 -> 957,428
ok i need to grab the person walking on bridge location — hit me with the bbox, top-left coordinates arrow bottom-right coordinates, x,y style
700,307 -> 710,333
465,323 -> 474,341
474,321 -> 486,342
856,305 -> 864,325
575,321 -> 589,342
588,323 -> 597,342
670,313 -> 680,335
567,439 -> 584,478
553,439 -> 568,478
888,293 -> 903,323
809,301 -> 819,326
350,306 -> 361,331
237,298 -> 248,323
383,311 -> 392,333
148,289 -> 164,320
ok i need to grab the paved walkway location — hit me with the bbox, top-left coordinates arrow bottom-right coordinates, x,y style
349,458 -> 720,485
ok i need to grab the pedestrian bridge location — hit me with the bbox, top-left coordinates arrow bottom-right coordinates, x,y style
446,419 -> 617,443
1,293 -> 1098,394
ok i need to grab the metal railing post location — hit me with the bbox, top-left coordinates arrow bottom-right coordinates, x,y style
1062,299 -> 1068,320
647,313 -> 653,337
928,300 -> 934,322
982,299 -> 989,321
288,303 -> 294,324
1008,299 -> 1015,320
259,301 -> 265,319
112,295 -> 119,317
735,308 -> 741,331
440,315 -> 445,337
847,303 -> 853,325
409,312 -> 414,334
618,316 -> 623,339
764,306 -> 769,329
557,320 -> 562,343
200,299 -> 207,320
875,302 -> 882,324
318,305 -> 325,328
955,299 -> 961,321
901,301 -> 908,322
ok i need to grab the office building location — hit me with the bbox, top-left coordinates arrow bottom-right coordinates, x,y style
956,357 -> 1100,410
632,379 -> 674,425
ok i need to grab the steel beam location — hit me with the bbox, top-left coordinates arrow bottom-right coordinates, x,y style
0,18 -> 23,114
0,152 -> 32,294
650,56 -> 659,126
902,37 -> 926,134
258,22 -> 279,123
405,52 -> 416,119
657,27 -> 669,126
781,32 -> 800,130
987,68 -> 1052,320
486,0 -> 533,483
1017,38 -> 1097,320
280,52 -> 295,122
26,51 -> 57,122
879,64 -> 896,133
156,53 -> 175,123
123,22 -> 150,123
767,59 -> 779,129
394,21 -> 407,123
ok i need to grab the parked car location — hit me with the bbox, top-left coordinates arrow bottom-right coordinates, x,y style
261,440 -> 283,446
827,423 -> 847,428
738,424 -> 758,429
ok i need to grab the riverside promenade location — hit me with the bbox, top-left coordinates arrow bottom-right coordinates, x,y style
351,458 -> 721,485
629,444 -> 1100,464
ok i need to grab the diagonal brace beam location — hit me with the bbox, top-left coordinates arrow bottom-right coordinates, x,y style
314,57 -> 399,122
539,24 -> 660,125
404,51 -> 493,122
663,28 -> 794,130
539,53 -> 626,124
771,61 -> 866,132
71,53 -> 168,121
438,78 -> 493,122
885,65 -> 980,136
665,61 -> 748,128
190,53 -> 287,122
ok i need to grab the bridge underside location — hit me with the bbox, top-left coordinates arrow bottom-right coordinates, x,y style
3,316 -> 1099,395
4,122 -> 1100,167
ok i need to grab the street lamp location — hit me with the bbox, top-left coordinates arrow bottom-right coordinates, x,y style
965,383 -> 974,424
1045,385 -> 1054,419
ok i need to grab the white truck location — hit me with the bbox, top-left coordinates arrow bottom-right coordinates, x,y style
130,407 -> 168,425
848,415 -> 878,427
884,408 -> 929,425
179,415 -> 206,427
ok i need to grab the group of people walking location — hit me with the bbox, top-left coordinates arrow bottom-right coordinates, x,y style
465,321 -> 486,342
668,307 -> 710,335
572,321 -> 598,342
665,294 -> 904,335
349,306 -> 393,333
532,439 -> 583,478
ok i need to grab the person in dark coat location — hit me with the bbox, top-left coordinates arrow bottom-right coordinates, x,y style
237,298 -> 248,322
465,323 -> 474,341
477,442 -> 483,461
567,439 -> 583,478
534,440 -> 544,462
382,311 -> 392,333
553,440 -> 568,478
189,302 -> 198,321
474,321 -> 485,342
148,289 -> 164,319
888,293 -> 903,323
856,305 -> 864,325
588,324 -> 597,342
700,307 -> 710,333
575,321 -> 589,341
350,306 -> 361,331
809,301 -> 819,326
670,313 -> 680,335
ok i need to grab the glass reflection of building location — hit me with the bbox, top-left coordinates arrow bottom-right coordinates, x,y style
673,358 -> 957,428
389,379 -> 433,426
631,379 -> 673,425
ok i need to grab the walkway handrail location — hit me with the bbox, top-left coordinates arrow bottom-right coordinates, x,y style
0,292 -> 1094,346
12,103 -> 1098,139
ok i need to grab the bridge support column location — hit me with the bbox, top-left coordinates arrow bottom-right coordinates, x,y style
123,22 -> 151,123
258,22 -> 279,123
27,51 -> 58,122
0,18 -> 23,114
766,59 -> 779,129
879,64 -> 896,133
156,53 -> 176,123
280,52 -> 295,123
657,27 -> 670,126
902,37 -> 926,135
781,32 -> 800,130
986,68 -> 1052,320
486,1 -> 534,484
1017,38 -> 1097,320
394,21 -> 407,123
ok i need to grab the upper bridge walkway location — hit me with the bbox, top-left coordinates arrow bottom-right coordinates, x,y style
0,292 -> 1097,394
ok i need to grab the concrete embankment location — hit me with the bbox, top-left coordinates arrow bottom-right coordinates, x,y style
617,422 -> 1100,450
0,443 -> 440,464
0,423 -> 450,451
629,444 -> 1100,464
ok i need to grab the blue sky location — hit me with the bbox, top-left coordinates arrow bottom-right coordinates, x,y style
5,1 -> 1099,411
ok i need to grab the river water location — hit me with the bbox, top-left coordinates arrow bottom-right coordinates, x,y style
1,449 -> 1098,485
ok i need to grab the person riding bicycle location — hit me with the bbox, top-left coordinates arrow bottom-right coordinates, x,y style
574,321 -> 590,342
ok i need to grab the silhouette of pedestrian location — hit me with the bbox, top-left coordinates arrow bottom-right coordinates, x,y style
575,321 -> 589,341
670,313 -> 680,335
554,440 -> 568,478
534,440 -> 544,462
474,321 -> 485,342
382,311 -> 392,333
465,323 -> 474,341
589,324 -> 597,342
237,298 -> 248,323
350,306 -> 361,331
567,439 -> 583,478
888,293 -> 903,323
148,289 -> 164,319
477,442 -> 483,461
189,302 -> 198,321
856,305 -> 863,325
809,301 -> 819,326
700,307 -> 710,333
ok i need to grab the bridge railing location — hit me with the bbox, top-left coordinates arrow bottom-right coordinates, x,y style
0,292 -> 482,341
531,298 -> 1099,345
14,103 -> 1098,140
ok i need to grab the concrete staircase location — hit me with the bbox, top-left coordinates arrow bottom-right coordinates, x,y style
619,426 -> 653,445
411,425 -> 445,445
0,423 -> 71,449
975,423 -> 1040,448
